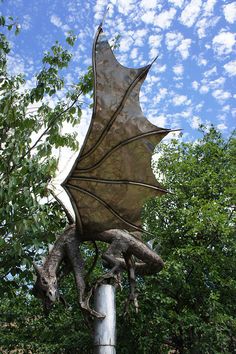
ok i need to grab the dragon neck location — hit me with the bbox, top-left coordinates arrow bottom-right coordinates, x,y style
43,240 -> 65,276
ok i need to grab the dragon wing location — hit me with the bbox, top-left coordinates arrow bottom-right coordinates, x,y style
62,26 -> 172,235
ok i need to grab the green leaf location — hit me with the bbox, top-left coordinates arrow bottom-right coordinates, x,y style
0,16 -> 6,26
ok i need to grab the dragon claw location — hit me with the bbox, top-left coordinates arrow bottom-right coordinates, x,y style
80,300 -> 105,319
124,293 -> 139,316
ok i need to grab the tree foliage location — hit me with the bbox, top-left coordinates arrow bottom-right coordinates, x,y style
0,14 -> 92,296
134,126 -> 236,354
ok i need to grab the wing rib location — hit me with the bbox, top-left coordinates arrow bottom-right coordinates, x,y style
66,177 -> 167,194
66,183 -> 144,233
77,27 -> 101,158
79,66 -> 151,161
76,129 -> 179,173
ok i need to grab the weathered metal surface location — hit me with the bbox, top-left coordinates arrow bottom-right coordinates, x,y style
94,284 -> 116,354
63,25 -> 171,235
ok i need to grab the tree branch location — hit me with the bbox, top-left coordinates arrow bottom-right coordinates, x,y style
9,92 -> 82,174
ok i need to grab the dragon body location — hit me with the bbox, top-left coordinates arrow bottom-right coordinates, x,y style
33,25 -> 173,316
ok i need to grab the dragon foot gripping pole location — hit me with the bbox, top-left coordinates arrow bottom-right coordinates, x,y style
94,284 -> 116,354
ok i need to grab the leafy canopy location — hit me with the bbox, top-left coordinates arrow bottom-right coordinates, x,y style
0,13 -> 92,295
135,126 -> 236,354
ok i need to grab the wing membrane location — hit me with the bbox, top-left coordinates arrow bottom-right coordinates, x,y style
62,26 -> 171,235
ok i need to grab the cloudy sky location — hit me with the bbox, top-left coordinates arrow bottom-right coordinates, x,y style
1,0 -> 235,206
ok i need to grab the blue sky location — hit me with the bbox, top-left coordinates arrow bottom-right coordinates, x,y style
2,0 -> 236,142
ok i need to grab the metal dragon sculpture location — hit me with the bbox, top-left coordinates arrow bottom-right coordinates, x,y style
32,25 -> 175,317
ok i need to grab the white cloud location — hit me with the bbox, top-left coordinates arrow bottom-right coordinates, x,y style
7,54 -> 25,76
134,29 -> 148,46
168,0 -> 185,8
94,0 -> 107,17
149,47 -> 158,58
130,47 -> 138,60
195,103 -> 204,112
140,0 -> 158,10
165,32 -> 183,50
195,0 -> 219,38
155,64 -> 167,73
119,36 -> 133,52
196,16 -> 220,39
203,0 -> 217,14
50,14 -> 70,32
212,31 -> 236,56
176,38 -> 191,59
116,53 -> 128,65
165,32 -> 191,59
141,10 -> 156,24
210,77 -> 225,89
172,94 -> 188,106
203,66 -> 217,78
201,59 -> 208,66
175,82 -> 183,88
217,123 -> 227,131
196,55 -> 208,66
50,14 -> 62,27
156,114 -> 167,126
149,34 -> 162,48
222,105 -> 230,112
115,17 -> 126,32
154,88 -> 168,103
224,60 -> 236,76
223,2 -> 236,24
155,8 -> 176,29
190,116 -> 202,129
212,89 -> 231,102
22,14 -> 31,31
116,0 -> 135,15
180,0 -> 202,27
192,81 -> 199,90
199,85 -> 209,94
173,64 -> 184,76
199,76 -> 226,95
180,108 -> 193,118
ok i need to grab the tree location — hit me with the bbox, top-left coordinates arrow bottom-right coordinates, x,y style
0,13 -> 92,293
119,126 -> 235,354
0,12 -> 96,353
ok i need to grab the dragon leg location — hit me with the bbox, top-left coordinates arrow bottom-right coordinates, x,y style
130,245 -> 164,276
97,229 -> 164,305
96,232 -> 138,312
92,238 -> 127,290
98,229 -> 164,276
66,238 -> 105,319
123,253 -> 139,314
102,239 -> 127,272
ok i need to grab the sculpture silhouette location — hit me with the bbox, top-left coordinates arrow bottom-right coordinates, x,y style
33,25 -> 176,317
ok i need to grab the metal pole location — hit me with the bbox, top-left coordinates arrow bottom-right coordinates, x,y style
94,284 -> 116,354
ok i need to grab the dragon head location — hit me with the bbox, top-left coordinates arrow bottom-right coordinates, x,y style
32,262 -> 59,314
